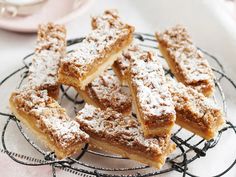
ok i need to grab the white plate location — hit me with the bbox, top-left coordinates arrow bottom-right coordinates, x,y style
0,0 -> 94,33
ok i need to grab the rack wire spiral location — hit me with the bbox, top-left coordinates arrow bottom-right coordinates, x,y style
0,33 -> 236,177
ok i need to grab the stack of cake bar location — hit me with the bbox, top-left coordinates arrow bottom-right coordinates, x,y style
9,10 -> 225,169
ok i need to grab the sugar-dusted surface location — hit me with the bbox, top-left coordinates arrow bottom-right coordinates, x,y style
76,104 -> 171,156
60,10 -> 134,80
128,46 -> 175,121
113,45 -> 137,79
28,23 -> 66,89
91,10 -> 124,29
86,70 -> 131,113
36,23 -> 66,54
156,25 -> 214,91
28,50 -> 61,89
11,89 -> 89,150
167,78 -> 224,129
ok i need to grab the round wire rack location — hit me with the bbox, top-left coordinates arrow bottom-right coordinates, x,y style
0,33 -> 236,177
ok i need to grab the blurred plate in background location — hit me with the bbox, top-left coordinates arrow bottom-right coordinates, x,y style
0,0 -> 94,33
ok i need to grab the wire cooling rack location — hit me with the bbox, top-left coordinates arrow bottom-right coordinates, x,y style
0,33 -> 236,177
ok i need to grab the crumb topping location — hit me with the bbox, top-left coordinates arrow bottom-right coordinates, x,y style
156,25 -> 214,86
128,46 -> 175,121
28,23 -> 66,89
76,104 -> 171,156
12,89 -> 89,149
114,45 -> 138,77
36,23 -> 66,53
87,70 -> 132,113
91,10 -> 124,29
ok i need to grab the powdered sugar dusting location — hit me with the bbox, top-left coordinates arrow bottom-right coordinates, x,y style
76,104 -> 170,155
28,50 -> 61,88
41,116 -> 87,148
128,46 -> 175,120
113,45 -> 137,78
92,10 -> 124,30
28,23 -> 66,89
77,104 -> 97,120
86,70 -> 131,113
12,89 -> 89,149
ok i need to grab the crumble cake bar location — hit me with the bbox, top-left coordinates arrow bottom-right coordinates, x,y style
75,70 -> 132,115
76,104 -> 176,169
127,46 -> 176,137
167,78 -> 225,140
27,23 -> 66,99
92,10 -> 133,86
58,10 -> 134,90
9,89 -> 89,159
156,25 -> 215,97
